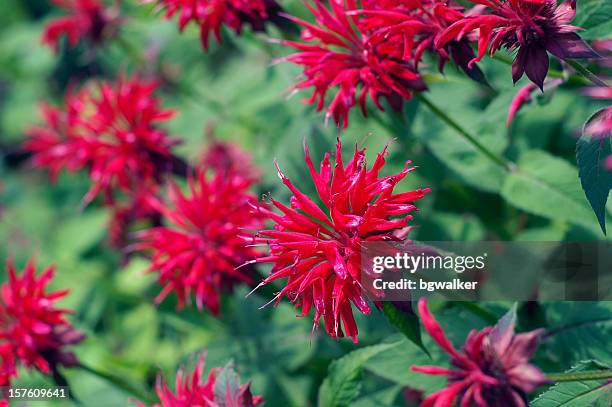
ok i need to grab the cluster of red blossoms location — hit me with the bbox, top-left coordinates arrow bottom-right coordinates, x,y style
42,0 -> 122,51
247,139 -> 430,342
24,75 -> 179,246
413,298 -> 548,406
141,355 -> 263,407
279,0 -> 597,127
134,166 -> 264,314
25,75 -> 178,205
0,260 -> 84,389
149,0 -> 283,50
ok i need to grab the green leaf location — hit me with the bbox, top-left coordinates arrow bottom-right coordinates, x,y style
573,0 -> 612,40
381,303 -> 428,356
413,81 -> 509,193
51,209 -> 108,260
365,338 -> 442,394
501,150 -> 604,231
540,302 -> 612,367
576,110 -> 612,234
532,360 -> 612,407
318,343 -> 396,407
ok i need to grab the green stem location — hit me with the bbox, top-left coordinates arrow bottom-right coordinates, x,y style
414,93 -> 513,171
566,59 -> 609,88
547,370 -> 612,382
79,363 -> 154,404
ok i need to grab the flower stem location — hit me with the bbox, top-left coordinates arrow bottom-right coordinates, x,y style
547,369 -> 612,382
566,59 -> 609,88
414,93 -> 513,171
79,363 -> 154,404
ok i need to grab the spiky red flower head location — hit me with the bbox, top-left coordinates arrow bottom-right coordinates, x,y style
42,0 -> 121,51
150,0 -> 281,50
436,0 -> 598,89
0,260 -> 85,377
412,298 -> 548,407
356,0 -> 486,83
145,355 -> 263,407
24,75 -> 178,205
248,139 -> 430,342
135,168 -> 264,314
279,0 -> 426,128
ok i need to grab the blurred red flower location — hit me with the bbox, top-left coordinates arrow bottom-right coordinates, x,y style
436,0 -> 598,89
42,0 -> 121,51
145,354 -> 262,407
0,260 -> 85,378
279,0 -> 426,128
150,0 -> 281,50
248,140 -> 429,342
412,298 -> 548,407
24,75 -> 178,206
135,169 -> 264,314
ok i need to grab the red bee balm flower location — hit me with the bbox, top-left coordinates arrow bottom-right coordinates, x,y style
436,0 -> 598,89
42,0 -> 121,51
279,0 -> 426,128
0,260 -> 85,376
412,299 -> 549,407
150,0 -> 281,50
24,75 -> 178,205
135,169 -> 264,314
145,355 -> 262,407
248,140 -> 430,342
